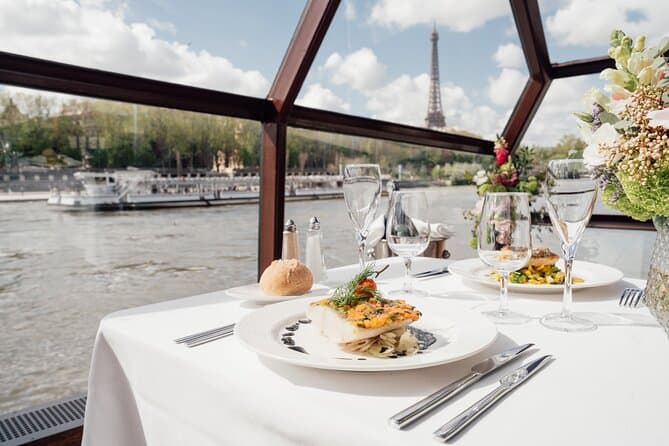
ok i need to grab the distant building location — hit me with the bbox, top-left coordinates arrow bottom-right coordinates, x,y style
61,102 -> 105,168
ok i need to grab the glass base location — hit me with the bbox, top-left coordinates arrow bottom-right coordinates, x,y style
481,309 -> 531,325
540,313 -> 597,332
388,288 -> 429,297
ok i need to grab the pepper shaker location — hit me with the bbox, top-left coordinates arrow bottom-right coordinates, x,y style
281,219 -> 299,260
305,216 -> 327,282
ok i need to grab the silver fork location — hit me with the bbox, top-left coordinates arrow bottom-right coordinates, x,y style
619,288 -> 644,308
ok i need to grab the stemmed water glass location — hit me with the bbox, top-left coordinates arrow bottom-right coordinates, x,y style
541,159 -> 598,332
386,191 -> 431,296
343,164 -> 382,268
477,192 -> 532,324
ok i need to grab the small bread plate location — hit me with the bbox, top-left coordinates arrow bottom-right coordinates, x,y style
235,297 -> 497,372
448,258 -> 624,294
225,283 -> 332,304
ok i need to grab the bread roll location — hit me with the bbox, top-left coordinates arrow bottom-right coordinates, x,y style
259,259 -> 313,296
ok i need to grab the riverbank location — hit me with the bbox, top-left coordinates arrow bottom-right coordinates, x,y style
0,192 -> 51,202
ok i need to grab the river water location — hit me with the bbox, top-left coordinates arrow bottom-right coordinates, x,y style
0,186 -> 656,413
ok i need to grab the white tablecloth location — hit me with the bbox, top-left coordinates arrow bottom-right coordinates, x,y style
82,257 -> 668,446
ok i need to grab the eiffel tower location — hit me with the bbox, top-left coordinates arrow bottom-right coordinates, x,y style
425,24 -> 446,129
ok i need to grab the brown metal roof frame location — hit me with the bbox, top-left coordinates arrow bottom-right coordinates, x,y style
0,0 -> 653,276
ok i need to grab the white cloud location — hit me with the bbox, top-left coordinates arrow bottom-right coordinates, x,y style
146,18 -> 176,35
0,0 -> 269,96
493,43 -> 524,68
323,48 -> 386,90
296,84 -> 350,113
369,0 -> 509,32
546,0 -> 669,47
523,76 -> 595,146
487,68 -> 526,107
344,1 -> 356,21
366,74 -> 429,126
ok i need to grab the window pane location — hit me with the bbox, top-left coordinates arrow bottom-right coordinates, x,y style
296,1 -> 527,139
0,85 -> 261,413
284,127 -> 493,268
0,0 -> 306,96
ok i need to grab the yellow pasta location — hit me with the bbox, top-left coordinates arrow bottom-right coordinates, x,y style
493,264 -> 583,285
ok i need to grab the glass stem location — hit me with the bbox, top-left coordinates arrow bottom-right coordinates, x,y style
403,257 -> 412,292
562,257 -> 574,318
499,272 -> 509,315
357,233 -> 367,268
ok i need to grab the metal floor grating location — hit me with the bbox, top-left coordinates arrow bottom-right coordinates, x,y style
0,395 -> 86,445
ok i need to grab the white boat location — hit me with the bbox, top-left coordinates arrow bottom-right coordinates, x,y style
47,170 -> 343,210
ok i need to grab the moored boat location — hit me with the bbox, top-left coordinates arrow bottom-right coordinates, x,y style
47,170 -> 344,210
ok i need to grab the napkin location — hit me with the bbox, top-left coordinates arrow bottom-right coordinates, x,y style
366,215 -> 455,250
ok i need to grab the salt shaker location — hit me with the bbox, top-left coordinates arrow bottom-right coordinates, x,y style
305,216 -> 327,282
281,219 -> 299,260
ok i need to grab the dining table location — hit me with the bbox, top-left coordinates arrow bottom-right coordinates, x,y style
82,256 -> 667,446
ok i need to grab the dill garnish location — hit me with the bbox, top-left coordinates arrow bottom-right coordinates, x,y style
329,264 -> 383,307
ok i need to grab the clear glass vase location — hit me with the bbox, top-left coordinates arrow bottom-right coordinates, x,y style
645,216 -> 669,336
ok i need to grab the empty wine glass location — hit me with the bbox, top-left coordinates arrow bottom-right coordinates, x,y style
478,192 -> 532,324
343,164 -> 382,268
386,191 -> 430,296
541,159 -> 598,332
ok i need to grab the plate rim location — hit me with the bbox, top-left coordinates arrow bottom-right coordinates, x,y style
448,257 -> 624,293
235,297 -> 498,372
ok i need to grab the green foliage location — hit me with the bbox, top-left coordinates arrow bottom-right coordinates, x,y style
601,182 -> 653,221
617,169 -> 669,219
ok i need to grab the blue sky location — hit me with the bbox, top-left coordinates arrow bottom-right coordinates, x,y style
0,0 -> 667,145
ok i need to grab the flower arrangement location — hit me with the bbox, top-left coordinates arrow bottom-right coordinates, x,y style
577,29 -> 669,336
465,136 -> 543,248
576,30 -> 669,221
473,136 -> 540,196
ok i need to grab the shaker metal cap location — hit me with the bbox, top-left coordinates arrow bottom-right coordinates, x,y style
284,219 -> 297,232
309,216 -> 320,230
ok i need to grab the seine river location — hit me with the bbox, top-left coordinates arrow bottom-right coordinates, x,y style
0,186 -> 656,413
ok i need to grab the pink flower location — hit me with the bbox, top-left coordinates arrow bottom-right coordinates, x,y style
494,147 -> 509,166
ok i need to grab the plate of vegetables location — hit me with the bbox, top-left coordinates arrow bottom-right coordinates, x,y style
449,249 -> 623,294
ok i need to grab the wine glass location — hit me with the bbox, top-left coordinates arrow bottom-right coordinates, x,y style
477,192 -> 532,324
541,159 -> 598,332
386,191 -> 431,296
343,164 -> 382,268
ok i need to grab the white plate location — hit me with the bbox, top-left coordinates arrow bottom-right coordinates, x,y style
225,283 -> 331,304
448,258 -> 624,294
235,297 -> 497,372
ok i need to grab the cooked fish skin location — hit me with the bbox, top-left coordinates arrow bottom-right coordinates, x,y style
306,304 -> 413,343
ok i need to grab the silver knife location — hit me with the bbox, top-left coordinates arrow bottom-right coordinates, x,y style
413,267 -> 450,278
388,343 -> 533,429
433,355 -> 554,442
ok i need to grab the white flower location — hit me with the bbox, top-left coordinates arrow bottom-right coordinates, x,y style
583,123 -> 619,168
647,108 -> 669,128
608,97 -> 631,114
473,169 -> 488,186
582,88 -> 609,110
627,50 -> 655,75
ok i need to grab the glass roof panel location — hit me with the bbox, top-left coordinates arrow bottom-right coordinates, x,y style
296,0 -> 527,140
539,0 -> 668,63
0,0 -> 306,97
520,73 -> 604,150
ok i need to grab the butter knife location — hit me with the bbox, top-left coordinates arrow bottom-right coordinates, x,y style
388,343 -> 533,429
433,355 -> 553,442
413,267 -> 450,278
